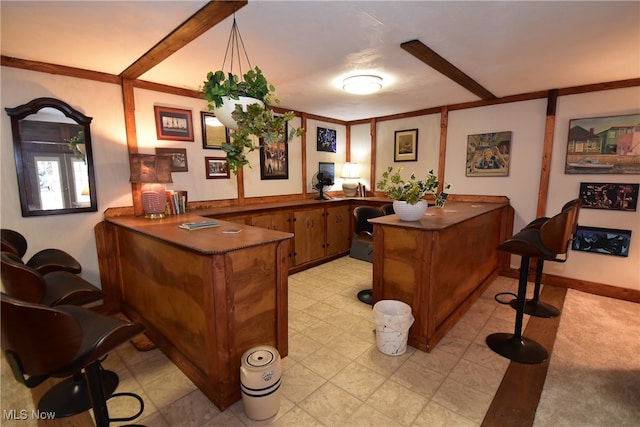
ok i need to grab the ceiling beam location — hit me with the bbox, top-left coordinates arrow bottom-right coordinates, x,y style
401,39 -> 497,101
120,0 -> 247,80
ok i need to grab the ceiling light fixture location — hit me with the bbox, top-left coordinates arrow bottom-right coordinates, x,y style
342,75 -> 383,95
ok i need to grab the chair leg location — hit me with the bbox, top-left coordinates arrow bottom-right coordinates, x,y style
509,259 -> 560,318
37,368 -> 119,418
486,256 -> 548,364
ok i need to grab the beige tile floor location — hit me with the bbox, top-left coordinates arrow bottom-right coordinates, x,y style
1,256 -> 528,427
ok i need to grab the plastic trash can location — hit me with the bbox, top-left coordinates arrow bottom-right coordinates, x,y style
240,345 -> 282,420
371,300 -> 415,356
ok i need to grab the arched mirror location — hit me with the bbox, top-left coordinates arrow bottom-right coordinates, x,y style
6,98 -> 97,216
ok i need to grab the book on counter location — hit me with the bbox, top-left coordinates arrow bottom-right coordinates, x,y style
166,190 -> 188,215
178,220 -> 220,231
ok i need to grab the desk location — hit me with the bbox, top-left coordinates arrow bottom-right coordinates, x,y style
369,200 -> 513,352
95,214 -> 292,410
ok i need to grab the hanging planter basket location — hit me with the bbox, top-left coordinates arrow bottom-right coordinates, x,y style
213,96 -> 264,130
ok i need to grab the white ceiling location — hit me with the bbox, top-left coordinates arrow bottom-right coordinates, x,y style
2,1 -> 639,122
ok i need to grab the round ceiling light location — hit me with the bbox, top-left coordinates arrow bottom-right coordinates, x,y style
342,74 -> 383,95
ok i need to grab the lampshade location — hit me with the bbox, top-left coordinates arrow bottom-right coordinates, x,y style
342,75 -> 383,95
341,162 -> 360,179
129,154 -> 173,184
129,154 -> 173,219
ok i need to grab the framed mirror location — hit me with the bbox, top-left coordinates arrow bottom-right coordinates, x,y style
5,98 -> 97,216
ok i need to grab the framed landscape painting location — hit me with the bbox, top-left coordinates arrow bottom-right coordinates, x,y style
565,114 -> 640,174
154,106 -> 194,141
394,129 -> 418,162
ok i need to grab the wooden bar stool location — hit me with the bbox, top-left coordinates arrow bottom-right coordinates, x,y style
486,199 -> 578,364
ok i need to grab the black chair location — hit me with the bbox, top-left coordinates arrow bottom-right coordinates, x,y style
508,199 -> 581,318
486,200 -> 578,364
1,229 -> 82,275
1,293 -> 145,426
381,203 -> 395,215
350,206 -> 384,304
1,251 -> 103,307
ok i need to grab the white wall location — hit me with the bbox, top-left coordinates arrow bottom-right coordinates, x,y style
2,66 -> 638,291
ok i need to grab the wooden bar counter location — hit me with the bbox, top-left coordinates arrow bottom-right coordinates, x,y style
94,214 -> 292,410
369,200 -> 513,352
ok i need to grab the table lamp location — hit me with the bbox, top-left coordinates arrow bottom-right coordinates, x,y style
129,154 -> 173,219
341,162 -> 360,197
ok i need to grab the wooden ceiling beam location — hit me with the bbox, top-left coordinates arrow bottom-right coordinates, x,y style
401,39 -> 497,101
120,0 -> 247,80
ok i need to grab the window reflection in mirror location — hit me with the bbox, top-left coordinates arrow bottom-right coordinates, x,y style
6,98 -> 97,216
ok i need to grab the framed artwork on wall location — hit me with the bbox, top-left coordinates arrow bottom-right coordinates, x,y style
155,147 -> 188,172
394,129 -> 418,162
205,157 -> 230,179
317,127 -> 337,152
201,111 -> 229,149
565,113 -> 640,174
466,131 -> 511,176
154,106 -> 194,141
579,182 -> 638,211
572,225 -> 632,257
260,123 -> 289,180
318,162 -> 335,182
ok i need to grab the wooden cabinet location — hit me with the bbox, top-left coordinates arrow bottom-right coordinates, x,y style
293,208 -> 325,266
252,211 -> 294,267
325,205 -> 351,256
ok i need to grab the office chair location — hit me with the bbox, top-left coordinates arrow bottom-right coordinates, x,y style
1,229 -> 82,275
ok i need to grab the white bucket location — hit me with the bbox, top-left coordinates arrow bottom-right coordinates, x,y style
240,346 -> 281,420
371,300 -> 415,356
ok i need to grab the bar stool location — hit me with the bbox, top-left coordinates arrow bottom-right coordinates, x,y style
486,200 -> 578,364
351,206 -> 384,304
508,199 -> 581,318
1,229 -> 82,275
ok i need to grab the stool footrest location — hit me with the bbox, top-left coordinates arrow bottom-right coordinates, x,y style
486,332 -> 548,364
509,298 -> 560,318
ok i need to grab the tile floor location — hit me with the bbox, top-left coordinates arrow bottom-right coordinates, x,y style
1,256 -> 528,427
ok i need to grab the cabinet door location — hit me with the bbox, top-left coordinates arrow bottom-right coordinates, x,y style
251,211 -> 291,232
325,205 -> 351,256
293,208 -> 325,265
218,214 -> 251,225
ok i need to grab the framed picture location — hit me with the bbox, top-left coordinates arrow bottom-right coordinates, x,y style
260,123 -> 289,180
154,106 -> 194,141
573,225 -> 632,257
579,182 -> 639,211
205,157 -> 230,179
565,113 -> 640,174
319,162 -> 335,182
155,147 -> 188,172
317,127 -> 337,152
394,129 -> 418,162
466,131 -> 511,176
201,111 -> 229,149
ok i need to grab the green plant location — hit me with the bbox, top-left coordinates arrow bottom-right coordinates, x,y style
66,130 -> 86,160
203,66 -> 275,109
377,166 -> 451,205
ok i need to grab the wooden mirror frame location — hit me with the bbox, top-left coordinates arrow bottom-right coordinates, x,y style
5,98 -> 98,216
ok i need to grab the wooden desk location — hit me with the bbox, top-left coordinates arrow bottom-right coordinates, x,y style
94,214 -> 292,410
369,200 -> 513,352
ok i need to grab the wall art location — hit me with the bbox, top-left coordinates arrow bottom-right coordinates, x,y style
155,147 -> 188,172
319,162 -> 335,182
317,127 -> 337,153
565,114 -> 640,174
466,131 -> 511,176
579,182 -> 638,211
260,123 -> 289,180
154,106 -> 194,141
572,225 -> 632,257
394,129 -> 418,162
205,157 -> 230,179
201,111 -> 229,149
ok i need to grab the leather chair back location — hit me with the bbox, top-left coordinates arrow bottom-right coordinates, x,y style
1,229 -> 28,258
1,251 -> 46,304
354,206 -> 384,235
540,200 -> 579,255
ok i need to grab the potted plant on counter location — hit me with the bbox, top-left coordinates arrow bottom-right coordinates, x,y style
202,66 -> 303,174
376,166 -> 451,221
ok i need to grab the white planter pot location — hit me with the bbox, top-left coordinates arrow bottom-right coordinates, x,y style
392,200 -> 428,221
213,96 -> 264,130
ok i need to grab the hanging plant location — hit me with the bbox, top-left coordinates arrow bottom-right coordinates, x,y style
66,130 -> 86,162
203,66 -> 274,109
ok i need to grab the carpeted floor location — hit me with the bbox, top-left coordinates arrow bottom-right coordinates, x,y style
534,289 -> 640,426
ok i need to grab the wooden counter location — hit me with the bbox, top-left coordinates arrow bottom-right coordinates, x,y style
369,200 -> 513,352
94,214 -> 292,410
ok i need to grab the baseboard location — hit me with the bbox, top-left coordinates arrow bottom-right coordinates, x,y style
500,268 -> 640,303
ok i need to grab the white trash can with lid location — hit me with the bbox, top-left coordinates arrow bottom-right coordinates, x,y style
371,300 -> 415,356
240,345 -> 282,420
